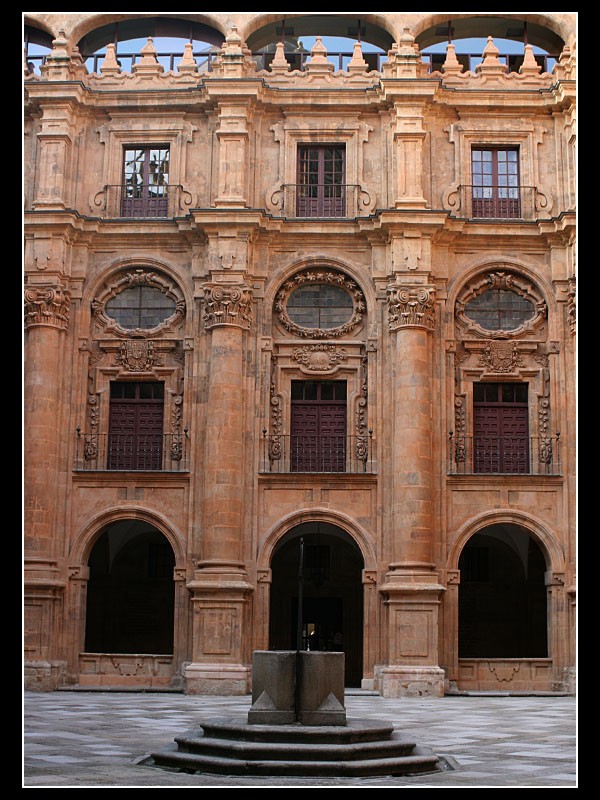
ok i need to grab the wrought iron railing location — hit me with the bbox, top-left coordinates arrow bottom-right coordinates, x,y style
280,184 -> 361,219
91,184 -> 190,219
455,185 -> 539,220
75,429 -> 189,472
448,432 -> 561,475
261,431 -> 375,474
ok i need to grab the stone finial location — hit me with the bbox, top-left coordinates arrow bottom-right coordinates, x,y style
441,42 -> 463,75
476,35 -> 508,75
99,42 -> 122,75
39,28 -> 71,78
132,37 -> 164,76
305,35 -> 334,74
269,41 -> 291,73
223,25 -> 243,55
519,43 -> 542,75
177,42 -> 198,76
347,41 -> 369,73
397,26 -> 417,56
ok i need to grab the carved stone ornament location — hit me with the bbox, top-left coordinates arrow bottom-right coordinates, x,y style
567,277 -> 576,335
24,285 -> 71,330
114,339 -> 159,372
292,344 -> 347,372
386,285 -> 435,331
477,340 -> 523,373
455,270 -> 546,338
274,269 -> 366,339
92,268 -> 185,337
202,283 -> 253,330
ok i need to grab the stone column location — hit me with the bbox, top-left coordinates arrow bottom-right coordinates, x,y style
379,284 -> 445,697
24,284 -> 71,689
185,281 -> 254,694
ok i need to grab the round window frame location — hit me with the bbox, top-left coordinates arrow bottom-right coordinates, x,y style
275,269 -> 366,339
455,270 -> 547,338
92,268 -> 185,337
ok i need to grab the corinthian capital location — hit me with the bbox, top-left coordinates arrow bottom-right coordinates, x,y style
387,285 -> 435,331
202,283 -> 253,330
24,285 -> 71,330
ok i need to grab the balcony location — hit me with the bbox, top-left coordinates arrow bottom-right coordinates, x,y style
260,432 -> 375,474
455,185 -> 539,220
75,430 -> 189,472
278,184 -> 362,219
448,433 -> 561,476
92,184 -> 190,219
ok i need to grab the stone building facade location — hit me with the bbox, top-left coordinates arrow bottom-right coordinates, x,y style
23,12 -> 576,696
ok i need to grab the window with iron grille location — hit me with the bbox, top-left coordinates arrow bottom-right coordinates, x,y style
471,147 -> 520,218
122,146 -> 170,217
105,284 -> 177,330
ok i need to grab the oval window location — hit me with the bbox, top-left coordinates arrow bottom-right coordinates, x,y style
105,285 -> 176,330
464,288 -> 535,332
286,284 -> 354,329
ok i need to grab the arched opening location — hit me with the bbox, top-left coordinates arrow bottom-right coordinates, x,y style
458,524 -> 548,658
85,520 -> 175,655
76,16 -> 225,74
416,16 -> 564,74
269,521 -> 364,687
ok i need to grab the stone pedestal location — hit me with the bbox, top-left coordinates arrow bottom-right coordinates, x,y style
248,650 -> 346,726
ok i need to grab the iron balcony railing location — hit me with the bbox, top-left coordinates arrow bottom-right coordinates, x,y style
261,431 -> 375,474
281,184 -> 361,219
456,185 -> 539,220
92,184 -> 190,219
75,429 -> 189,472
448,433 -> 561,476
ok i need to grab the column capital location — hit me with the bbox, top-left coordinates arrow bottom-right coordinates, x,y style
201,282 -> 253,330
24,284 -> 71,330
386,284 -> 435,331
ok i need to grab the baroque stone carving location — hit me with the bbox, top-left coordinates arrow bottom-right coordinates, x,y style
202,283 -> 253,330
24,285 -> 71,330
455,270 -> 546,338
114,339 -> 159,372
477,340 -> 523,373
292,344 -> 347,372
387,285 -> 435,330
92,268 -> 185,337
275,269 -> 366,339
567,277 -> 576,335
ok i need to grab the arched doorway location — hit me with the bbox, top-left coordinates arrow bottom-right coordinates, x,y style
85,520 -> 175,655
269,522 -> 364,687
458,524 -> 548,658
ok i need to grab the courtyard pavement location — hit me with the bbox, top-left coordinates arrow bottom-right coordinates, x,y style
22,689 -> 578,789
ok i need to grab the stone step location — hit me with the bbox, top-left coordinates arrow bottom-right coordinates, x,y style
199,716 -> 394,744
173,731 -> 419,762
149,746 -> 441,778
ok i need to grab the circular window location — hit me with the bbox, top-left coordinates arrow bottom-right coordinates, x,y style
464,288 -> 535,332
105,285 -> 177,330
287,284 -> 354,329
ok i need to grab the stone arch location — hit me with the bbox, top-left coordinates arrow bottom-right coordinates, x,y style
447,509 -> 565,574
258,507 -> 377,575
412,13 -> 568,53
69,506 -> 186,568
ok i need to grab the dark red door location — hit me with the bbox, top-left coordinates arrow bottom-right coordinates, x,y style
473,383 -> 529,473
290,381 -> 347,471
108,382 -> 164,470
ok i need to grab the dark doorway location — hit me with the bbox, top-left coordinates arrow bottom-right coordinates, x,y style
458,525 -> 548,658
269,523 -> 364,687
85,521 -> 175,654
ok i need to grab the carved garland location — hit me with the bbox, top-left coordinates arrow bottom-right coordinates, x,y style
455,270 -> 546,338
274,269 -> 366,339
92,268 -> 185,337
